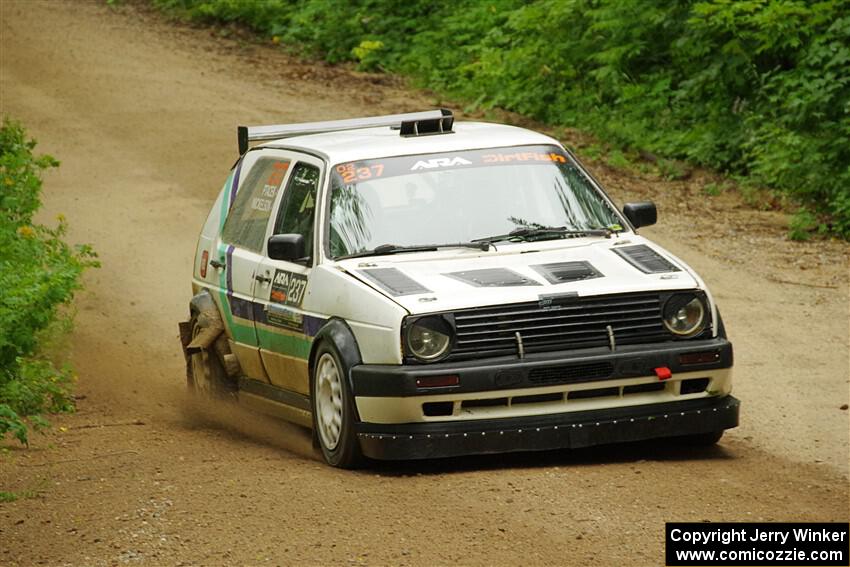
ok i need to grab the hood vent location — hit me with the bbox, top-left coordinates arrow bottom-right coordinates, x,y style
358,268 -> 431,296
531,261 -> 603,284
445,268 -> 541,287
612,245 -> 680,274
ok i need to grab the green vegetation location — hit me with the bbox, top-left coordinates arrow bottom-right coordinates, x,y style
0,491 -> 20,503
156,0 -> 849,239
0,119 -> 98,445
0,477 -> 48,502
0,488 -> 37,503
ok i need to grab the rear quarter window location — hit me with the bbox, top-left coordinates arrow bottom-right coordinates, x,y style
221,158 -> 291,252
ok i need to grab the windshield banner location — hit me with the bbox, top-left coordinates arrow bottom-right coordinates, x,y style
333,145 -> 571,185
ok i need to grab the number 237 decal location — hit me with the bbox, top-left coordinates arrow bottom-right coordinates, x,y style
270,269 -> 308,307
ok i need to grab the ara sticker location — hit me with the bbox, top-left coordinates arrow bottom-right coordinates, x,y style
332,145 -> 573,186
270,269 -> 308,307
410,157 -> 472,170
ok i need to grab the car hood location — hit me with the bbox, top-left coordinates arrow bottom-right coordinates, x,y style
335,235 -> 701,314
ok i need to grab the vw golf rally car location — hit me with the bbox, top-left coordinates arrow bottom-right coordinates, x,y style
179,109 -> 739,468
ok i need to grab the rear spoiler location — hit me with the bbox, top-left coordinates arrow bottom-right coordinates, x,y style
237,109 -> 453,155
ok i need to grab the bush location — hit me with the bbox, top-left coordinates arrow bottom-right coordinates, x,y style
154,0 -> 850,239
0,118 -> 98,445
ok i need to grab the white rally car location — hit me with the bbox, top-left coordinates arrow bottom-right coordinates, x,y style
179,110 -> 738,468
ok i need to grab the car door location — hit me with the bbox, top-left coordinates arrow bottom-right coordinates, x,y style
215,151 -> 293,382
253,155 -> 324,396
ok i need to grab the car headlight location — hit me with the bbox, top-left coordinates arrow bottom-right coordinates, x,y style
662,294 -> 707,336
406,316 -> 453,361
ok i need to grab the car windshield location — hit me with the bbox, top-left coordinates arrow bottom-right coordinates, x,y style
327,144 -> 622,259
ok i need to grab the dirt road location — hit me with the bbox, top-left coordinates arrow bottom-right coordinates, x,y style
1,2 -> 848,565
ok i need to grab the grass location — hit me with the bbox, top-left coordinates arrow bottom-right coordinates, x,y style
0,488 -> 38,503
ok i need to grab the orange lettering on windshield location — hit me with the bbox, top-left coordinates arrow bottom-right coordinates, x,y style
336,163 -> 385,183
481,152 -> 567,163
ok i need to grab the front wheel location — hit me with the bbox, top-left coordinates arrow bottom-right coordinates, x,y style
311,341 -> 364,468
678,430 -> 724,446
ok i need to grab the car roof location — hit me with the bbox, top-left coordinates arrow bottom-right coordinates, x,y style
258,121 -> 562,164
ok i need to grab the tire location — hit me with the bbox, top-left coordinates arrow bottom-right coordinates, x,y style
678,430 -> 724,446
188,316 -> 232,398
311,341 -> 364,468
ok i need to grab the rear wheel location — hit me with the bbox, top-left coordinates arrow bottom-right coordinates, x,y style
188,316 -> 231,398
311,341 -> 364,468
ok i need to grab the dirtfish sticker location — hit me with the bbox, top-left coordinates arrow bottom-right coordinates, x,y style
270,269 -> 308,307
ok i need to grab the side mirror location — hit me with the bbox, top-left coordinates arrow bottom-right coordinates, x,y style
623,201 -> 657,229
268,234 -> 305,262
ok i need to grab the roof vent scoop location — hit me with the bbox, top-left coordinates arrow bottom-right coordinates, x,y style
399,108 -> 454,137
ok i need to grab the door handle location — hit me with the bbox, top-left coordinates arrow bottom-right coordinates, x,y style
210,259 -> 225,270
255,274 -> 272,284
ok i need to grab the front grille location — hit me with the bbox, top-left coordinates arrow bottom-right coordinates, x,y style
449,292 -> 667,360
568,387 -> 619,400
528,361 -> 614,384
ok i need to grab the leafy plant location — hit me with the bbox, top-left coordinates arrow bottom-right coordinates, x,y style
657,159 -> 689,181
702,182 -> 723,197
153,0 -> 850,239
0,118 -> 98,444
605,150 -> 631,169
351,40 -> 386,71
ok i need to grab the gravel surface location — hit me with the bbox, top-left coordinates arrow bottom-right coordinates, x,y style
1,2 -> 848,565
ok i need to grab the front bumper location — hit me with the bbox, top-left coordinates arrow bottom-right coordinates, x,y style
357,395 -> 740,460
351,338 -> 736,460
351,338 -> 733,397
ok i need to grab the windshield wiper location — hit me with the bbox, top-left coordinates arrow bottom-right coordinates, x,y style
472,226 -> 612,244
336,241 -> 491,260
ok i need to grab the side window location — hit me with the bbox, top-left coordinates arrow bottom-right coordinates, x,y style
273,162 -> 319,260
221,158 -> 291,252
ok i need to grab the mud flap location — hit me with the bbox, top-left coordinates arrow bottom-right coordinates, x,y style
178,320 -> 193,353
214,335 -> 241,378
179,320 -> 241,383
179,290 -> 242,382
185,311 -> 223,354
178,320 -> 194,384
